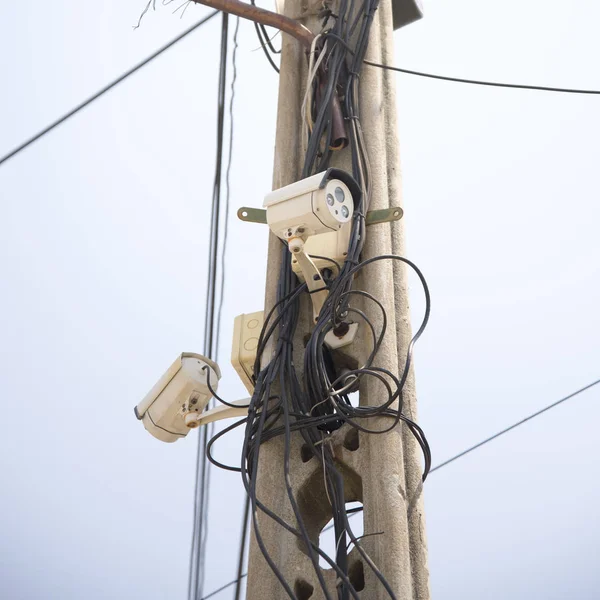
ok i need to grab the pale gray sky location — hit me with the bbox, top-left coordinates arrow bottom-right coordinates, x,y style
1,1 -> 599,599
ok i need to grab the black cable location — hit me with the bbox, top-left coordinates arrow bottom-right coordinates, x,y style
253,21 -> 281,74
215,15 -> 239,354
0,10 -> 219,167
234,2 -> 407,597
233,495 -> 250,600
364,60 -> 600,95
189,12 -> 229,600
203,365 -> 249,409
201,574 -> 247,600
201,375 -> 600,598
3,12 -> 596,170
202,10 -> 228,364
249,0 -> 280,74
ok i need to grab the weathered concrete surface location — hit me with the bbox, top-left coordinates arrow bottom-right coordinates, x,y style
245,0 -> 430,597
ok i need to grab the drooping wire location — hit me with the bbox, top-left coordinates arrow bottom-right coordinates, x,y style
215,15 -> 240,351
249,0 -> 281,74
233,495 -> 251,600
188,12 -> 229,600
203,575 -> 248,600
229,1 -> 417,598
201,375 -> 600,599
429,377 -> 600,473
0,10 -> 219,167
4,13 -> 598,169
363,60 -> 600,95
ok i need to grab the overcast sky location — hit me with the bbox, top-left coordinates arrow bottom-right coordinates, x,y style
1,1 -> 599,599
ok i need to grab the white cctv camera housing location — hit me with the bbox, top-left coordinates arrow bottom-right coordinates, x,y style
134,353 -> 221,443
263,169 -> 361,241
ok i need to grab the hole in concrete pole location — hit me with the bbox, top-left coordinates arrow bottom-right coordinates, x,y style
318,502 -> 363,569
294,579 -> 314,600
300,443 -> 314,463
348,560 -> 365,591
295,466 -> 363,560
347,390 -> 359,407
343,428 -> 359,452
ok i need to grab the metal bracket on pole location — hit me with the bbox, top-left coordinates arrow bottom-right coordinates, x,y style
237,206 -> 403,226
365,207 -> 403,225
238,207 -> 268,224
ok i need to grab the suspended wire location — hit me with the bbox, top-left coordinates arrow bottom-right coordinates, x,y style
220,18 -> 247,600
0,10 -> 219,167
249,0 -> 281,74
200,375 -> 600,599
233,496 -> 251,600
364,60 -> 600,95
5,1 -> 594,594
189,12 -> 229,600
3,13 -> 598,169
228,2 -> 425,598
202,574 -> 247,600
429,377 -> 600,473
215,16 -> 239,350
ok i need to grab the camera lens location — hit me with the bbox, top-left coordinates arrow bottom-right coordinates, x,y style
326,193 -> 335,206
335,186 -> 345,202
341,205 -> 349,218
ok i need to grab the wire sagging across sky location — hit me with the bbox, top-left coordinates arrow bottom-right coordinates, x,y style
364,60 -> 600,94
198,376 -> 600,599
0,10 -> 219,167
2,14 -> 600,168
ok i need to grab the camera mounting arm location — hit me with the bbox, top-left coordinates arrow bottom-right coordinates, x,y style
184,398 -> 250,429
287,233 -> 329,323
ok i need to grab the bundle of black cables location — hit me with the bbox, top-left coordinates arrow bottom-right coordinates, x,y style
207,1 -> 432,597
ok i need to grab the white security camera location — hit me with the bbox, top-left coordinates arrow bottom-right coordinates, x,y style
263,169 -> 359,241
134,353 -> 221,443
263,169 -> 361,322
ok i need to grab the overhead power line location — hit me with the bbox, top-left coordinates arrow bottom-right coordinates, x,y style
0,10 -> 219,167
203,574 -> 247,600
189,12 -> 230,600
3,17 -> 599,169
234,496 -> 250,600
364,60 -> 600,95
429,377 -> 600,473
199,376 -> 600,599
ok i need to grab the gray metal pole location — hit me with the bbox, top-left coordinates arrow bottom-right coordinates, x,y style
245,0 -> 430,597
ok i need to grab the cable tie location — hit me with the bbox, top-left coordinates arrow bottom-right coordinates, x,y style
308,286 -> 329,294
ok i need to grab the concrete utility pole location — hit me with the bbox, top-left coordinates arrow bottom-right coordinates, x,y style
244,0 -> 430,598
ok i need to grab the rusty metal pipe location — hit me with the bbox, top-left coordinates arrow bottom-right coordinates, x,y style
191,0 -> 314,47
192,0 -> 348,150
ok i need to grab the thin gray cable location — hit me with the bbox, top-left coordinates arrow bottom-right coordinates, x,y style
0,10 -> 219,167
234,495 -> 250,600
199,376 -> 600,598
215,15 -> 239,355
430,377 -> 600,472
